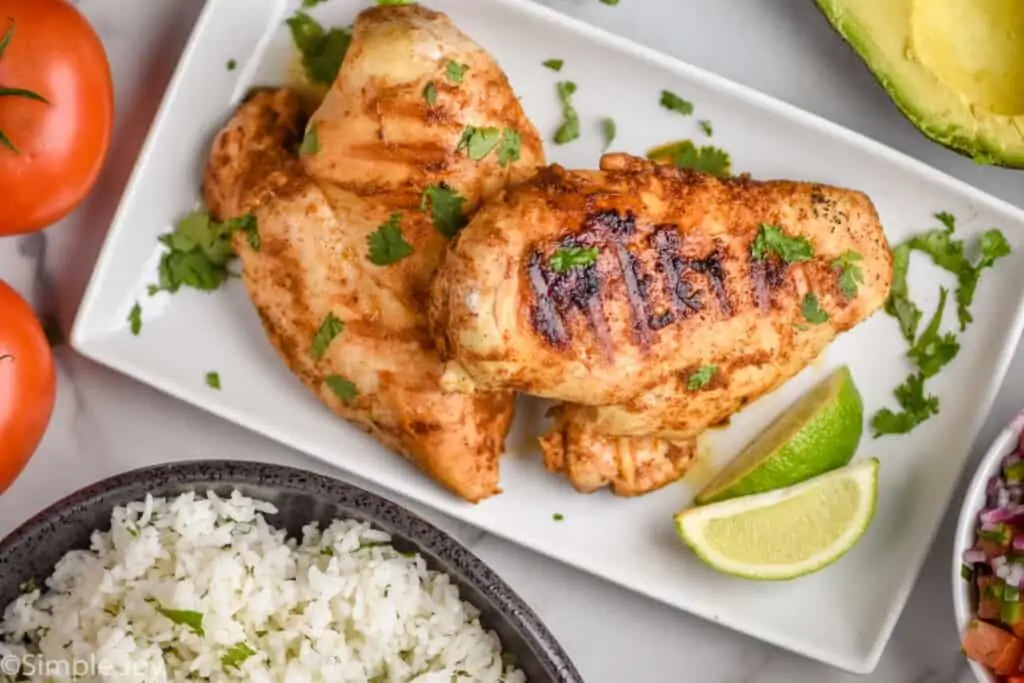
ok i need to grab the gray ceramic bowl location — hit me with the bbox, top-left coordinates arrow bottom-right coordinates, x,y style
0,460 -> 582,682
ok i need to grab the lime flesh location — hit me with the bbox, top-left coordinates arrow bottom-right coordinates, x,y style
675,458 -> 879,580
694,365 -> 863,505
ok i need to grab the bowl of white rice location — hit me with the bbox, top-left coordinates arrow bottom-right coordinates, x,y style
0,460 -> 581,683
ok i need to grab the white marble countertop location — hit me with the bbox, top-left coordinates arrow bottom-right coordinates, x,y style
1,1 -> 1020,681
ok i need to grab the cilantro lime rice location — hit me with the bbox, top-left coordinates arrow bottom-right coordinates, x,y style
0,491 -> 526,682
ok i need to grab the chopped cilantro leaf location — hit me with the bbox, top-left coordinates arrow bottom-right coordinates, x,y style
887,212 -> 1012,334
150,211 -> 254,295
907,286 -> 960,378
649,140 -> 731,177
300,123 -> 320,155
831,250 -> 864,299
750,224 -> 814,263
221,642 -> 256,669
367,212 -> 414,265
205,371 -> 221,390
128,302 -> 142,336
600,0 -> 619,4
321,546 -> 334,556
496,128 -> 521,167
149,601 -> 205,637
549,246 -> 598,272
286,11 -> 351,87
325,375 -> 359,404
801,293 -> 829,324
543,59 -> 564,72
445,60 -> 469,84
699,119 -> 713,136
686,365 -> 717,391
870,372 -> 939,436
456,126 -> 501,161
311,312 -> 344,361
672,141 -> 730,177
600,117 -> 616,150
226,59 -> 237,71
659,90 -> 693,116
302,0 -> 327,6
420,184 -> 467,238
423,81 -> 437,107
553,81 -> 580,145
883,243 -> 920,343
553,513 -> 564,521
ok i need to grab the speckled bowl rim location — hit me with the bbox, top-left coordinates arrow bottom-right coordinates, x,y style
952,411 -> 1024,683
0,459 -> 583,683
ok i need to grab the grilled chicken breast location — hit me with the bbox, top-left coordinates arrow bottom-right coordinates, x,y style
202,5 -> 545,502
430,152 -> 893,495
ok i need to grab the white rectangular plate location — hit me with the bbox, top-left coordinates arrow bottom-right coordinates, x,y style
70,0 -> 1024,673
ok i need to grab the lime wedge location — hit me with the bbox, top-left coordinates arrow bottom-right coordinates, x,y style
694,365 -> 863,505
675,458 -> 878,580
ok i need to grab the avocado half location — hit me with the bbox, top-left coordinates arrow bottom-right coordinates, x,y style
816,0 -> 1024,169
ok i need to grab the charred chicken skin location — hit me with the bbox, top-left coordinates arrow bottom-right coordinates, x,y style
202,5 -> 545,503
429,153 -> 893,495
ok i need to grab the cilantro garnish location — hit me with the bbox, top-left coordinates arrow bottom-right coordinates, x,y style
801,293 -> 829,324
205,371 -> 221,390
367,212 -> 413,265
226,59 -> 237,71
659,90 -> 693,116
906,286 -> 959,378
311,312 -> 344,361
445,60 -> 469,84
221,642 -> 256,670
648,140 -> 731,177
456,126 -> 501,161
422,81 -> 437,107
870,372 -> 939,436
699,120 -> 713,136
420,184 -> 467,238
553,513 -> 564,521
300,123 -> 320,156
600,0 -> 619,4
831,250 -> 864,299
553,81 -> 580,145
543,59 -> 564,72
286,11 -> 351,87
898,212 -> 1012,331
497,129 -> 521,167
150,211 -> 254,295
600,118 -> 616,150
128,302 -> 142,336
149,601 -> 205,637
456,126 -> 519,166
873,211 -> 1010,437
325,375 -> 358,404
750,224 -> 814,263
686,365 -> 717,390
549,246 -> 598,272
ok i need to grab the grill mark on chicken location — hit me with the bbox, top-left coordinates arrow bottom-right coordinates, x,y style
527,251 -> 569,347
749,254 -> 789,312
651,228 -> 703,318
691,242 -> 732,316
614,243 -> 651,347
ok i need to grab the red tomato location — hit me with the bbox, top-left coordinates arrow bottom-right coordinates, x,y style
0,0 -> 114,235
0,280 -> 56,494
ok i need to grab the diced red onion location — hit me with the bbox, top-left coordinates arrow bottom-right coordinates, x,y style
1006,452 -> 1022,470
1014,535 -> 1024,552
964,548 -> 988,564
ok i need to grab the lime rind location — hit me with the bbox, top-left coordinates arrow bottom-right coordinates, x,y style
675,458 -> 879,581
695,365 -> 864,505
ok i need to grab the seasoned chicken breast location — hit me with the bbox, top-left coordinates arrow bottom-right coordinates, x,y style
430,152 -> 893,495
202,5 -> 545,502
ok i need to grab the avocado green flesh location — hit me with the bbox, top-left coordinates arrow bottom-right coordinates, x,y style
816,0 -> 1024,168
